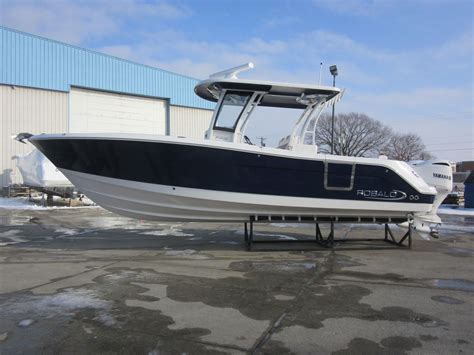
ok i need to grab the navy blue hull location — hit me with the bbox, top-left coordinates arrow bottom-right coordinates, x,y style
31,138 -> 435,205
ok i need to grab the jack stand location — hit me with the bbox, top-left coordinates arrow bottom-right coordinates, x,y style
315,220 -> 335,248
244,221 -> 254,251
242,217 -> 413,251
384,223 -> 412,248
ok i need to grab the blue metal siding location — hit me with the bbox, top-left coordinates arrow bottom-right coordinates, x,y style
465,184 -> 474,208
0,27 -> 214,110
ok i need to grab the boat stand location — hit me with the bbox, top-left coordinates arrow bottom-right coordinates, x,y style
243,216 -> 412,251
384,223 -> 412,248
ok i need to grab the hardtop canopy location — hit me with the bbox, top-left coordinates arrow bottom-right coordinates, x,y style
197,63 -> 345,149
194,78 -> 341,109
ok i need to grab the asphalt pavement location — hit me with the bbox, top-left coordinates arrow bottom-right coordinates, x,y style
0,206 -> 473,354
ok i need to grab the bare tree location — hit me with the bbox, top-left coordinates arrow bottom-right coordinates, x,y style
312,112 -> 392,157
384,133 -> 430,161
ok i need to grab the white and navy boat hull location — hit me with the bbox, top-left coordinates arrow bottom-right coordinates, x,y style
30,134 -> 437,223
61,169 -> 434,222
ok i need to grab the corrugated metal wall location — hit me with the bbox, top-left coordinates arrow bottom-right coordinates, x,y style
0,26 -> 214,110
170,106 -> 213,140
0,27 -> 218,188
0,85 -> 68,187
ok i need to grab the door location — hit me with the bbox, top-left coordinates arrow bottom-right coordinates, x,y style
69,87 -> 167,134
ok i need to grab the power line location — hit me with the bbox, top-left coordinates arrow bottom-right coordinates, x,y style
425,140 -> 474,147
428,148 -> 473,152
407,111 -> 472,121
423,134 -> 474,140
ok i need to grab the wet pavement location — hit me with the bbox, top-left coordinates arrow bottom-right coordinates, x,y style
0,206 -> 473,354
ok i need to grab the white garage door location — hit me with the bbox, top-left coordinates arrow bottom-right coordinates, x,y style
69,87 -> 167,134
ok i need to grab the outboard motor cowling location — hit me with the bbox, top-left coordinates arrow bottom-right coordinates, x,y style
410,160 -> 453,208
408,160 -> 453,237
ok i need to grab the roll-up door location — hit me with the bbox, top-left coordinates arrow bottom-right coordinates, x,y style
69,88 -> 167,134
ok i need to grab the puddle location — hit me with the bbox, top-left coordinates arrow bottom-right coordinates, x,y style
431,295 -> 465,305
125,282 -> 270,348
274,294 -> 296,301
104,270 -> 137,280
270,223 -> 308,228
334,255 -> 365,268
234,261 -> 317,273
445,247 -> 474,257
431,279 -> 474,292
234,230 -> 298,240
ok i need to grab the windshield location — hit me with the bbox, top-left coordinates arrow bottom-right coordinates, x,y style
214,91 -> 251,131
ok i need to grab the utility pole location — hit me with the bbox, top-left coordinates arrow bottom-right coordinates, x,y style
257,137 -> 267,147
318,62 -> 323,85
329,65 -> 338,154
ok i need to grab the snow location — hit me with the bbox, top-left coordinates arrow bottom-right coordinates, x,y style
0,230 -> 29,247
165,249 -> 196,256
0,197 -> 98,210
0,197 -> 42,210
37,289 -> 118,326
6,288 -> 118,328
18,319 -> 34,327
38,289 -> 109,310
95,312 -> 117,326
164,249 -> 209,259
438,206 -> 474,216
54,228 -> 80,236
84,217 -> 169,231
142,226 -> 193,237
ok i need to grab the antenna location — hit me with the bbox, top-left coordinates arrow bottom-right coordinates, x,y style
318,62 -> 323,85
209,62 -> 255,79
257,137 -> 267,147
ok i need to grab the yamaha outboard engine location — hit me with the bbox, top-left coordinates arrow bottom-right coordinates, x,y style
409,160 -> 453,237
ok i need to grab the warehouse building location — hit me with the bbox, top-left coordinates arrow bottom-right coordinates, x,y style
0,27 -> 214,188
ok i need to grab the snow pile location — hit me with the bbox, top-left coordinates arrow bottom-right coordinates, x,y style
0,197 -> 98,210
0,197 -> 42,210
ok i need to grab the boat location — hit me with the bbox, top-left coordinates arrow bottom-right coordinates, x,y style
24,63 -> 452,234
14,147 -> 73,189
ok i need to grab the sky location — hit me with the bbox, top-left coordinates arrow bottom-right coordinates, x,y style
1,0 -> 473,161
